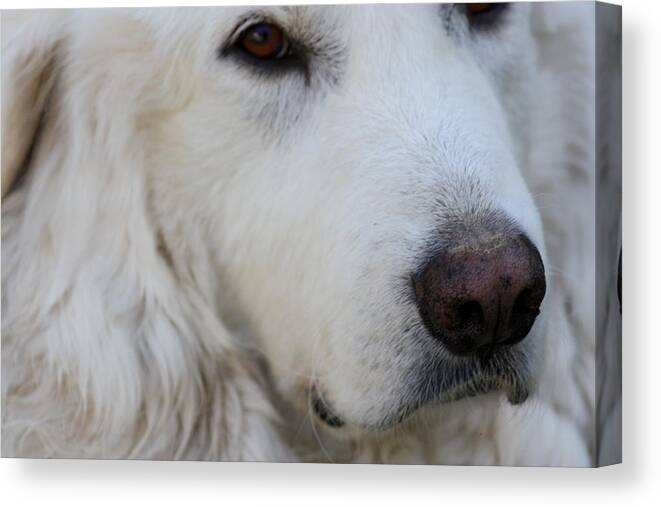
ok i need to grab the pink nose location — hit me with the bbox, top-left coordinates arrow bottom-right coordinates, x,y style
413,233 -> 546,357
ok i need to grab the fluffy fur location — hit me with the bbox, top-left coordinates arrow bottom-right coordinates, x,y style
2,4 -> 599,465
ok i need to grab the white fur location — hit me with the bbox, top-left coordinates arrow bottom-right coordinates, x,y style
1,4 -> 598,465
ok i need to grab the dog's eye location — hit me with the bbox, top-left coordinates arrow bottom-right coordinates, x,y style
221,19 -> 307,77
464,3 -> 510,29
237,22 -> 291,60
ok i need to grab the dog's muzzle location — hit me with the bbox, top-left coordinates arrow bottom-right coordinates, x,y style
312,228 -> 546,430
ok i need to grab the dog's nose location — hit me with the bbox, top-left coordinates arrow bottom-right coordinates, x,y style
413,233 -> 546,356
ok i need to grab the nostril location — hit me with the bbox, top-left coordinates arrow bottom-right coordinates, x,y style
456,300 -> 484,332
513,288 -> 535,314
507,287 -> 543,345
439,300 -> 489,355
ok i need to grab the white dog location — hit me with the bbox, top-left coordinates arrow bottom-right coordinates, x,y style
2,3 -> 601,465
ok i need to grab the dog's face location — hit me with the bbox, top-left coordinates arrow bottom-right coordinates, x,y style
136,4 -> 547,430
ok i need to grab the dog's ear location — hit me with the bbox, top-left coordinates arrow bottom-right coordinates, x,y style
1,11 -> 67,198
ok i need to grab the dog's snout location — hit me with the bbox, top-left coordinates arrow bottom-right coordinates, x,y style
414,233 -> 546,356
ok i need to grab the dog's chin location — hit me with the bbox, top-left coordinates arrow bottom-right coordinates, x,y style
312,348 -> 533,432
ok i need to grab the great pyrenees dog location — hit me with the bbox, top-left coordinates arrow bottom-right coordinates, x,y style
2,3 -> 605,465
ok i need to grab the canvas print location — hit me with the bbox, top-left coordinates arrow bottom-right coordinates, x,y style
1,2 -> 622,466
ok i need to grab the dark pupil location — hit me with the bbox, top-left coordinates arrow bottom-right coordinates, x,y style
251,24 -> 273,44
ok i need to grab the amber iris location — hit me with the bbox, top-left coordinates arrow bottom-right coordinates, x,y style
466,3 -> 494,15
239,23 -> 289,60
